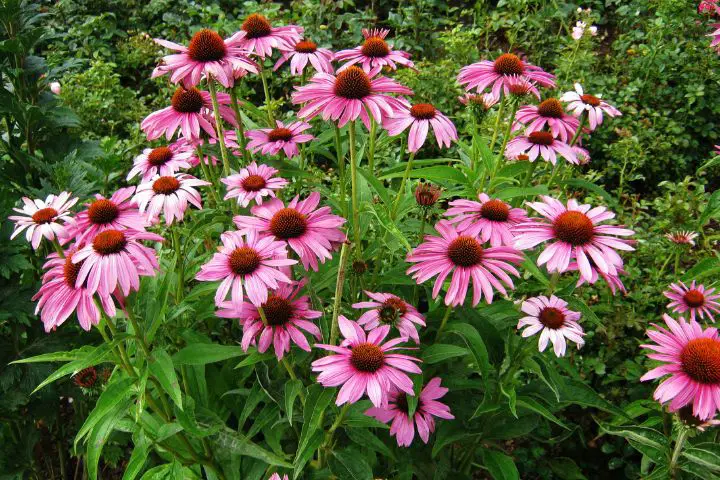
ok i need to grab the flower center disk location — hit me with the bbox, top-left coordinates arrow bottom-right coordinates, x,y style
528,131 -> 554,146
148,146 -> 173,166
537,98 -> 564,118
241,174 -> 267,192
171,88 -> 204,113
447,236 -> 484,267
334,66 -> 372,100
64,254 -> 82,287
262,295 -> 294,326
680,338 -> 720,384
553,211 -> 595,246
539,307 -> 565,329
228,246 -> 261,275
580,94 -> 601,107
188,29 -> 227,62
32,207 -> 58,224
410,103 -> 436,120
87,199 -> 119,225
480,199 -> 510,222
269,208 -> 308,239
493,53 -> 524,75
683,290 -> 706,308
350,342 -> 384,373
361,37 -> 390,58
93,230 -> 127,255
242,14 -> 272,39
267,127 -> 293,142
152,176 -> 181,195
379,297 -> 408,324
295,40 -> 317,53
74,367 -> 97,388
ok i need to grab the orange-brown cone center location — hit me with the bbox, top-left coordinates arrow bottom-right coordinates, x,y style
32,207 -> 58,224
350,342 -> 385,372
447,236 -> 484,267
334,66 -> 372,100
480,199 -> 510,222
269,208 -> 308,239
228,246 -> 261,275
553,211 -> 595,246
493,53 -> 524,75
188,29 -> 227,62
87,199 -> 119,225
681,338 -> 720,384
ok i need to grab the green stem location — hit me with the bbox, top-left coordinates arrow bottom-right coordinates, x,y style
435,306 -> 453,342
258,306 -> 269,326
173,228 -> 185,302
391,152 -> 416,220
368,116 -> 377,174
281,358 -> 306,404
260,65 -> 275,125
470,112 -> 478,172
104,315 -> 135,375
569,113 -> 587,147
489,100 -> 519,192
521,161 -> 538,188
229,86 -> 250,165
674,250 -> 681,277
195,145 -> 219,206
329,242 -> 350,346
51,238 -> 65,258
348,120 -> 361,258
126,308 -> 152,359
669,428 -> 689,478
488,94 -> 506,151
546,163 -> 562,192
207,80 -> 233,177
334,126 -> 347,217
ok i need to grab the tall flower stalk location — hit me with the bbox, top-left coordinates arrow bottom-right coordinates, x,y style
207,79 -> 233,176
348,120 -> 361,258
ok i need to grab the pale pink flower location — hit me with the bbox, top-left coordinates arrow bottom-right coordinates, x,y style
334,28 -> 414,73
641,314 -> 720,421
133,174 -> 210,225
560,84 -> 621,131
457,53 -> 556,98
311,316 -> 422,407
504,131 -> 578,165
514,98 -> 580,142
274,38 -> 334,75
517,295 -> 585,357
49,82 -> 61,95
239,14 -> 303,59
267,474 -> 289,480
458,92 -> 498,109
365,377 -> 453,447
127,143 -> 194,182
406,221 -> 522,307
352,291 -> 426,344
444,193 -> 528,247
665,281 -> 720,322
9,192 -> 78,249
245,120 -> 314,159
195,230 -> 296,307
383,101 -> 457,153
222,162 -> 289,207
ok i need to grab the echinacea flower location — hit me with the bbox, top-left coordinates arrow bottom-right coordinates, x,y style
573,146 -> 591,165
514,98 -> 580,143
311,316 -> 422,407
676,404 -> 720,431
514,196 -> 635,283
505,75 -> 541,100
141,87 -> 237,141
664,281 -> 720,322
268,474 -> 289,480
151,29 -> 258,88
133,174 -> 210,225
504,131 -> 578,165
292,65 -> 412,129
274,38 -> 334,75
63,187 -> 146,244
217,280 -> 321,360
72,229 -> 163,297
33,249 -> 116,332
444,193 -> 528,247
222,162 -> 289,207
245,120 -> 314,159
73,367 -> 98,388
665,231 -> 699,246
195,230 -> 295,306
457,53 -> 556,99
641,314 -> 720,421
383,102 -> 457,153
234,192 -> 347,271
415,182 -> 442,208
406,221 -> 522,307
353,291 -> 426,344
127,142 -> 194,182
709,23 -> 720,50
334,28 -> 414,73
458,93 -> 498,109
10,192 -> 78,249
365,377 -> 453,447
560,84 -> 621,131
239,13 -> 303,59
517,295 -> 585,357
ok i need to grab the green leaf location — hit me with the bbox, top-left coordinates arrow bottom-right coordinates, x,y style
597,422 -> 668,463
235,350 -> 276,368
422,344 -> 470,364
445,322 -> 490,379
561,379 -> 627,418
346,428 -> 396,461
380,165 -> 467,185
10,345 -> 96,364
698,189 -> 720,228
76,377 -> 135,448
480,448 -> 519,480
329,448 -> 373,480
560,179 -> 618,208
293,386 -> 334,479
521,255 -> 550,287
149,349 -> 182,409
683,443 -> 720,473
566,298 -> 602,327
214,427 -> 292,468
682,256 -> 720,283
173,343 -> 245,365
31,342 -> 115,393
284,379 -> 303,426
87,399 -> 131,480
292,431 -> 324,478
357,166 -> 391,206
495,186 -> 549,201
516,396 -> 569,430
549,457 -> 587,480
122,432 -> 150,480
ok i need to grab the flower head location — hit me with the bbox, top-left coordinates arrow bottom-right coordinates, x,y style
504,131 -> 578,165
665,281 -> 720,322
365,377 -> 453,447
665,231 -> 698,246
292,66 -> 412,129
444,193 -> 528,247
353,291 -> 426,344
458,93 -> 499,109
514,98 -> 580,142
222,162 -> 289,207
517,295 -> 585,357
195,230 -> 296,306
245,120 -> 314,159
268,474 -> 289,480
573,146 -> 591,165
10,192 -> 78,249
50,81 -> 61,95
415,182 -> 441,208
73,367 -> 98,388
514,196 -> 635,283
274,38 -> 334,75
234,192 -> 347,271
457,53 -> 556,98
151,29 -> 258,88
133,173 -> 210,225
127,142 -> 194,182
334,28 -> 414,73
641,314 -> 720,421
406,221 -> 522,307
383,101 -> 457,153
239,14 -> 303,58
312,316 -> 422,407
217,280 -> 321,360
560,84 -> 621,131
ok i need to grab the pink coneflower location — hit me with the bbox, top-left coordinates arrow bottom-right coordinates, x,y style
72,229 -> 163,296
10,192 -> 78,249
444,193 -> 528,247
334,28 -> 414,73
274,38 -> 334,75
699,0 -> 720,15
141,87 -> 237,141
222,162 -> 289,207
458,93 -> 498,109
709,23 -> 720,49
365,377 -> 453,447
517,295 -> 585,357
415,182 -> 442,208
291,65 -> 412,129
239,13 -> 303,58
352,291 -> 426,344
641,314 -> 720,421
233,192 -> 347,271
573,146 -> 591,165
133,174 -> 210,225
406,221 -> 522,307
505,131 -> 578,165
560,84 -> 621,131
151,29 -> 258,88
63,187 -> 146,245
514,196 -> 635,283
665,281 -> 720,322
245,120 -> 314,159
457,53 -> 556,98
217,280 -> 321,360
383,102 -> 457,153
268,474 -> 289,480
514,98 -> 580,142
665,231 -> 699,246
311,316 -> 422,407
33,249 -> 116,332
505,75 -> 541,100
195,230 -> 295,307
127,143 -> 194,182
